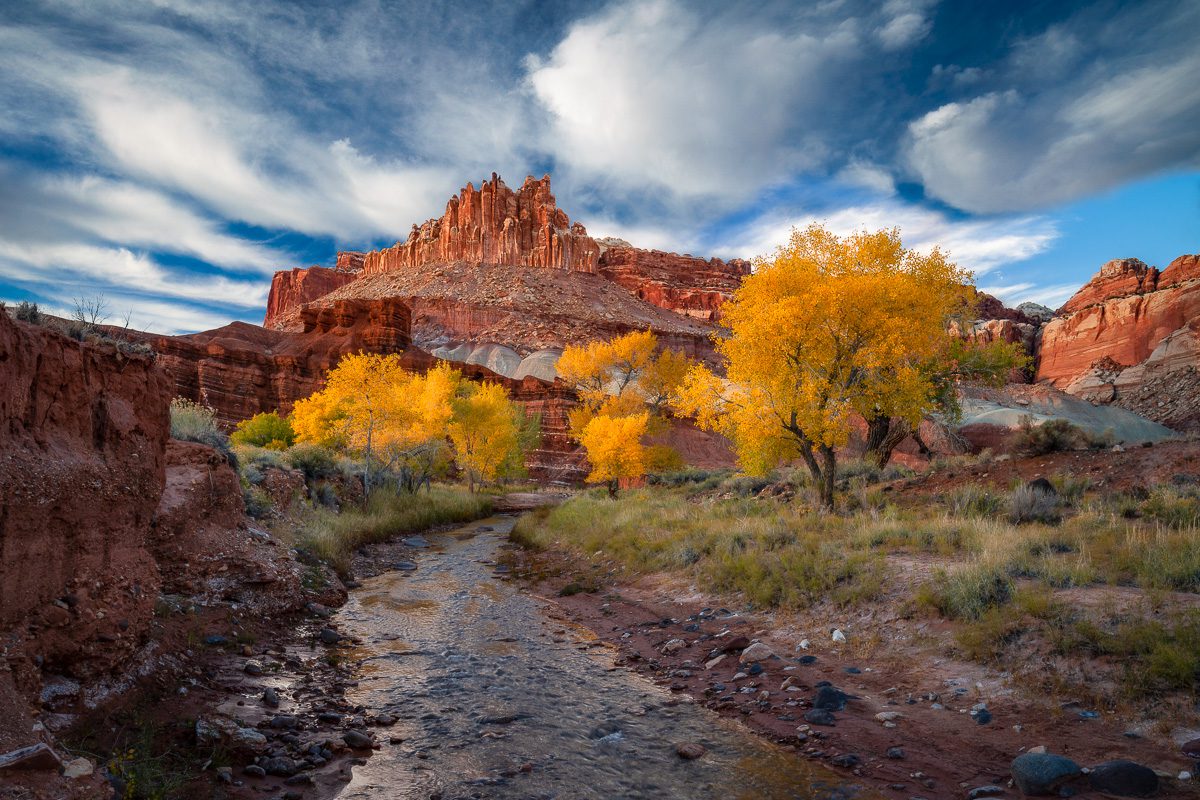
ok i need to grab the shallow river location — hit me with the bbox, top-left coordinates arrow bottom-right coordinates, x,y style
333,516 -> 867,800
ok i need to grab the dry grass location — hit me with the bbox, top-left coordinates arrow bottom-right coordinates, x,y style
298,485 -> 492,575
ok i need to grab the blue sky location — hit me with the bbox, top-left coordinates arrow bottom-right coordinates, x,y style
1,0 -> 1197,332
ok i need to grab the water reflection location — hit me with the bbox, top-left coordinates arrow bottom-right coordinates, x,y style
334,516 -> 872,800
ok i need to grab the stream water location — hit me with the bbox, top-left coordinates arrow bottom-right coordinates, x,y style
332,516 -> 867,800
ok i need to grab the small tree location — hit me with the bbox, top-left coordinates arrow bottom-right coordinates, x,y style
448,382 -> 529,490
72,293 -> 109,329
579,412 -> 649,497
231,411 -> 296,450
290,352 -> 409,496
678,224 -> 972,509
557,329 -> 692,478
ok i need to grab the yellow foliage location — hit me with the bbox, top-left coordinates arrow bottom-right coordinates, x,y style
676,224 -> 972,504
580,412 -> 649,489
448,382 -> 527,487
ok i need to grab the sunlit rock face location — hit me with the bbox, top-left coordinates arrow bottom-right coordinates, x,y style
1037,254 -> 1200,430
362,173 -> 601,276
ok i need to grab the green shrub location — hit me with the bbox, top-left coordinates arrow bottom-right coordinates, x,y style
169,397 -> 234,464
285,443 -> 337,481
1011,417 -> 1086,456
921,562 -> 1014,620
243,485 -> 272,519
231,411 -> 295,449
948,485 -> 1003,518
1008,484 -> 1062,524
14,300 -> 42,324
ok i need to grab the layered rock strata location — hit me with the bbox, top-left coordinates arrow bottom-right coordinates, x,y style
596,245 -> 750,321
264,265 -> 360,329
1037,255 -> 1200,428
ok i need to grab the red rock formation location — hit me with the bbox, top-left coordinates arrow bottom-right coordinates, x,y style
129,298 -> 412,426
264,265 -> 359,329
1037,254 -> 1200,428
362,174 -> 600,276
596,246 -> 750,321
0,312 -> 170,796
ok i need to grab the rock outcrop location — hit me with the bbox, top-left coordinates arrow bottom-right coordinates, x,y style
0,312 -> 169,797
264,265 -> 359,329
1037,254 -> 1200,429
596,246 -> 750,321
128,298 -> 412,426
362,173 -> 600,276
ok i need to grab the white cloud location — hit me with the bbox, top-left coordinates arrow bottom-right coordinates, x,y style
905,5 -> 1200,213
711,198 -> 1059,275
979,281 -> 1079,310
0,242 -> 268,310
527,0 -> 862,200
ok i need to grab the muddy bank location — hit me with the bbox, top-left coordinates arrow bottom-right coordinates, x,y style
513,550 -> 1200,798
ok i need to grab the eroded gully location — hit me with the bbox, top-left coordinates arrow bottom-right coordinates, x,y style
332,515 -> 870,800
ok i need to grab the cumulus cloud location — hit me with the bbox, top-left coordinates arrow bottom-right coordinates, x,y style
526,0 -> 865,200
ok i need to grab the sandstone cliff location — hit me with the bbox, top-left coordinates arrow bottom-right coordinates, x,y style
264,265 -> 359,329
596,245 -> 749,321
362,173 -> 600,275
1037,254 -> 1200,429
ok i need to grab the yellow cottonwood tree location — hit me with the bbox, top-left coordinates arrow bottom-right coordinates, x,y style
290,352 -> 408,493
557,329 -> 692,483
677,224 -> 972,508
579,412 -> 649,497
448,381 -> 529,490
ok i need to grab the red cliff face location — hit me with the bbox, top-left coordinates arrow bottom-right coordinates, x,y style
362,173 -> 600,276
1037,254 -> 1200,429
264,265 -> 360,329
0,312 -> 169,784
596,245 -> 750,321
132,298 -> 412,425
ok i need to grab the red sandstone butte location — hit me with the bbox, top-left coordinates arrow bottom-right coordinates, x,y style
362,173 -> 600,276
264,265 -> 360,329
596,245 -> 750,321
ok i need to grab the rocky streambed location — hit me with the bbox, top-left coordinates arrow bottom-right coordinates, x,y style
328,515 -> 869,799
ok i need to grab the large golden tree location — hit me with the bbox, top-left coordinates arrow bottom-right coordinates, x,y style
678,224 -> 973,508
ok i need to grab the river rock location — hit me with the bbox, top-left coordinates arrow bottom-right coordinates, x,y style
319,627 -> 341,644
1011,752 -> 1082,795
740,642 -> 774,662
968,786 -> 1004,799
661,639 -> 686,655
1087,759 -> 1159,797
262,756 -> 298,777
263,687 -> 280,708
804,709 -> 836,726
813,686 -> 849,711
675,742 -> 706,759
721,635 -> 751,653
62,757 -> 94,779
343,730 -> 374,750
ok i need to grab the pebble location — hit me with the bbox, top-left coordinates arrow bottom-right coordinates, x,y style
812,686 -> 849,711
243,765 -> 266,777
62,757 -> 93,779
262,688 -> 280,708
831,629 -> 846,643
830,754 -> 859,768
244,659 -> 264,676
675,742 -> 706,760
886,747 -> 905,759
967,786 -> 1004,799
661,639 -> 686,655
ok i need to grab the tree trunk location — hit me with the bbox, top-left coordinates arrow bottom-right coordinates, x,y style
864,416 -> 914,469
363,416 -> 373,499
608,479 -> 618,499
818,445 -> 837,510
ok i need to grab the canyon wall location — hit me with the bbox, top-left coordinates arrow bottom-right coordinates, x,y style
1037,254 -> 1200,429
596,245 -> 750,321
264,265 -> 360,329
131,298 -> 411,426
362,173 -> 600,276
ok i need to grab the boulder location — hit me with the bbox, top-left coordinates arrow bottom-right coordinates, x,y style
1010,752 -> 1082,796
1087,759 -> 1159,797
